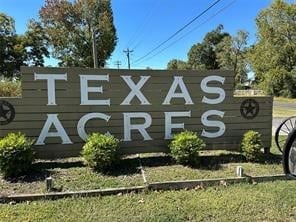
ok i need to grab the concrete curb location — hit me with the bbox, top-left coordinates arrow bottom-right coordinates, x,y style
1,186 -> 147,203
1,174 -> 294,203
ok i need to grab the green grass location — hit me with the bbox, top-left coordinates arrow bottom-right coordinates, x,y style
273,107 -> 295,118
0,139 -> 284,196
0,157 -> 143,196
0,138 -> 294,221
273,97 -> 296,117
143,152 -> 282,183
0,181 -> 295,221
274,97 -> 296,103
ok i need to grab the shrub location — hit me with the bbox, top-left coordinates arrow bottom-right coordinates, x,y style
0,132 -> 34,178
81,133 -> 120,171
240,130 -> 263,161
169,131 -> 205,165
0,79 -> 21,97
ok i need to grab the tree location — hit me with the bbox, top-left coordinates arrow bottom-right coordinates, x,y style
0,13 -> 21,77
0,13 -> 49,78
23,20 -> 50,67
217,30 -> 249,84
187,25 -> 229,70
39,0 -> 117,67
167,59 -> 189,70
248,0 -> 296,97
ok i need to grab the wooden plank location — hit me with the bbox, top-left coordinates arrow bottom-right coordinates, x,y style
32,138 -> 272,159
20,67 -> 236,79
10,107 -> 272,120
0,67 -> 274,158
21,76 -> 235,86
1,113 -> 273,131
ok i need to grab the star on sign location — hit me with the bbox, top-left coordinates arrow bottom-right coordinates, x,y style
0,103 -> 11,120
240,99 -> 259,119
243,100 -> 256,116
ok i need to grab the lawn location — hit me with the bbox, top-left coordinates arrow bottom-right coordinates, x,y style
0,138 -> 285,196
0,181 -> 295,221
273,97 -> 296,118
0,140 -> 284,196
0,157 -> 144,196
1,137 -> 295,221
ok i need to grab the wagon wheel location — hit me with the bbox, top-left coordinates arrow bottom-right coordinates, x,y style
283,128 -> 296,176
275,116 -> 296,153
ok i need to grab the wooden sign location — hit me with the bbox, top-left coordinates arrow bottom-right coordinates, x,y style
0,67 -> 273,158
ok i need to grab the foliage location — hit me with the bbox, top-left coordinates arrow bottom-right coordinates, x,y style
240,130 -> 263,161
39,0 -> 117,67
0,13 -> 49,78
187,25 -> 230,70
0,132 -> 34,178
248,0 -> 296,97
217,30 -> 249,84
23,20 -> 50,66
81,133 -> 120,171
169,131 -> 205,165
0,78 -> 21,97
167,59 -> 189,70
0,13 -> 22,78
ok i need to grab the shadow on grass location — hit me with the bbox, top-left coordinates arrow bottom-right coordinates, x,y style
4,167 -> 50,183
124,153 -> 282,171
140,155 -> 175,168
3,152 -> 282,182
104,158 -> 141,176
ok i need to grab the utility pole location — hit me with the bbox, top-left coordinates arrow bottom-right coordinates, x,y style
123,48 -> 133,69
92,27 -> 99,68
114,60 -> 121,70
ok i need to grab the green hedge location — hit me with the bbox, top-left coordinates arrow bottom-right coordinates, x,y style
169,131 -> 205,165
81,133 -> 120,172
0,132 -> 34,178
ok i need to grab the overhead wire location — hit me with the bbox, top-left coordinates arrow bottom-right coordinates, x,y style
134,0 -> 237,65
133,0 -> 222,64
124,0 -> 159,49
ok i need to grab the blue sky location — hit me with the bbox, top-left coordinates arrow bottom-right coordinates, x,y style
0,0 -> 293,69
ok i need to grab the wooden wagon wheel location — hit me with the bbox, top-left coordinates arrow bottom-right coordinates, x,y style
275,116 -> 296,153
283,128 -> 296,177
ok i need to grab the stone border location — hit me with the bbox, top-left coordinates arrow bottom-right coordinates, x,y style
1,174 -> 294,203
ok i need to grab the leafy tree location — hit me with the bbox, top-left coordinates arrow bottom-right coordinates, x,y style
248,0 -> 296,97
23,20 -> 50,66
167,59 -> 189,70
39,0 -> 117,67
187,25 -> 229,70
0,13 -> 49,78
217,30 -> 249,84
0,13 -> 21,77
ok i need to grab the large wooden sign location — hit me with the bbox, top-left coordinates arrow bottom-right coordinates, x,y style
0,67 -> 273,158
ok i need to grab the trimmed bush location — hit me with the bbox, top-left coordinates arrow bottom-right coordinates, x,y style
0,132 -> 34,178
240,130 -> 263,161
81,133 -> 120,171
169,131 -> 205,165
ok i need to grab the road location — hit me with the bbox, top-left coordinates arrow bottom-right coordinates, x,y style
272,100 -> 295,135
273,100 -> 296,110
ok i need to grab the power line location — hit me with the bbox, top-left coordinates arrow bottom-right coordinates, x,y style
134,0 -> 237,65
114,60 -> 121,70
123,48 -> 134,69
125,0 -> 159,49
134,0 -> 222,64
